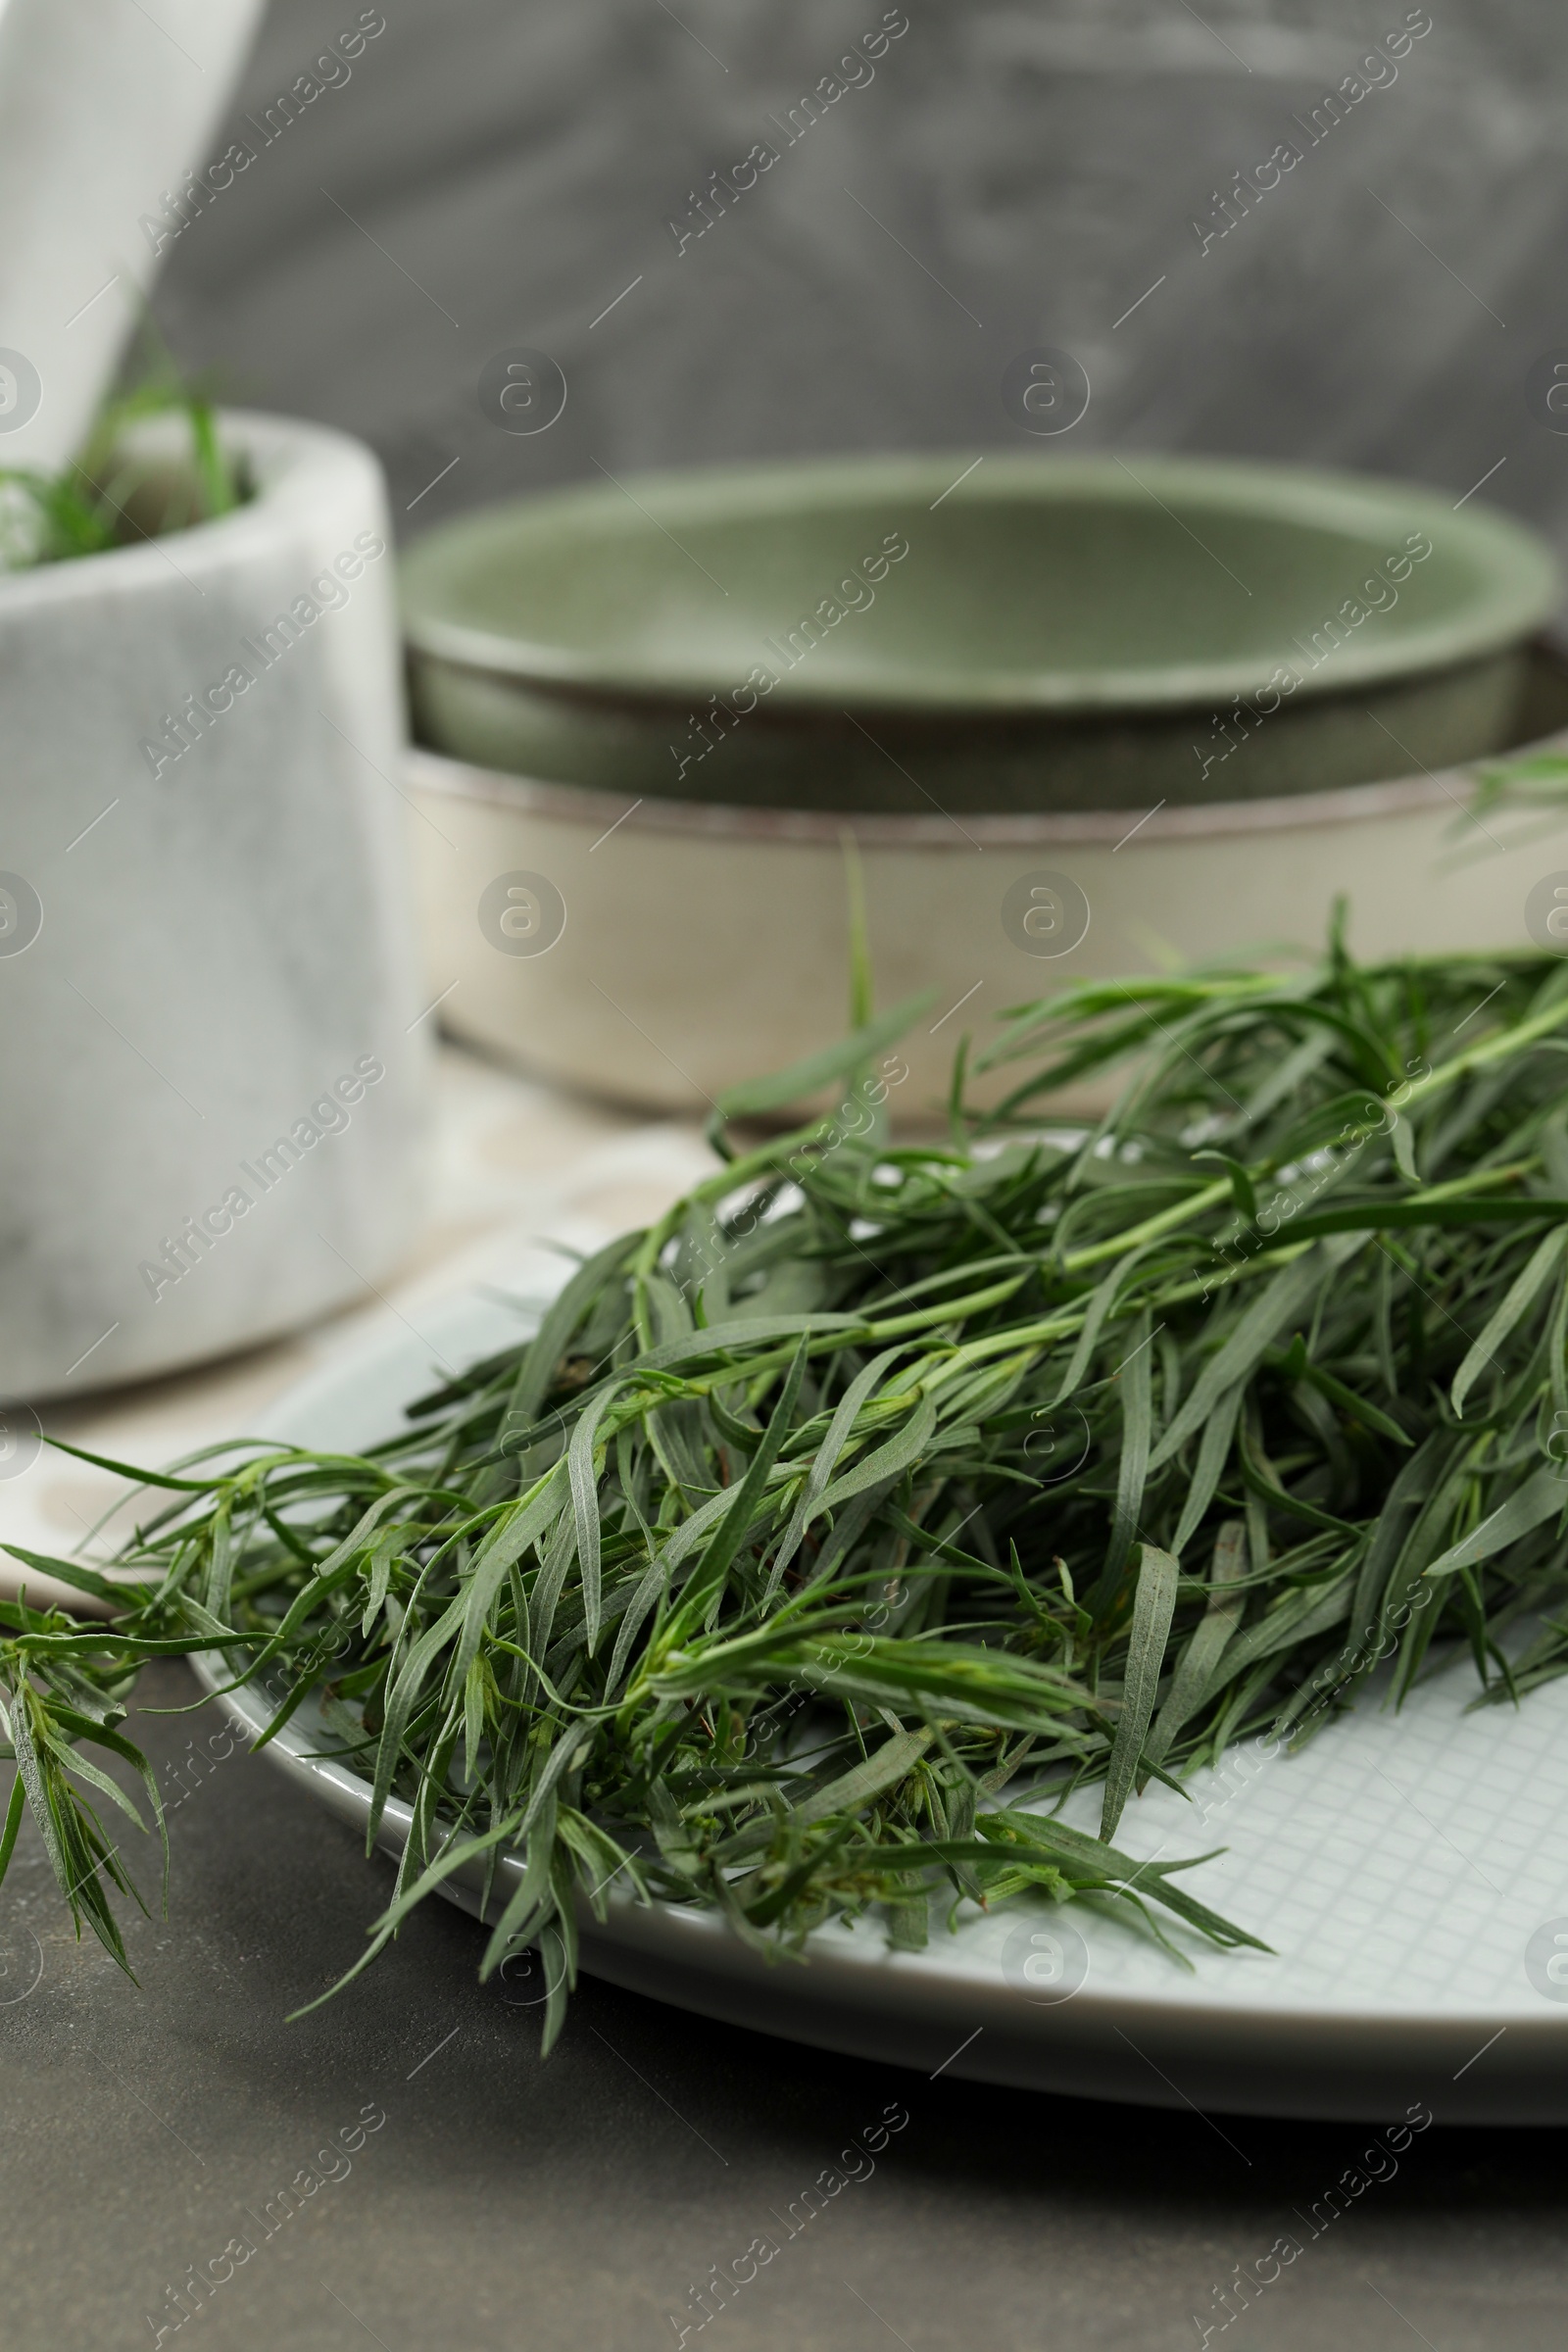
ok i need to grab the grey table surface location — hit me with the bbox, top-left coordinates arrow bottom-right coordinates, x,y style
0,1657 -> 1561,2352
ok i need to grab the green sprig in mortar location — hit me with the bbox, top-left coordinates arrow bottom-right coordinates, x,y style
0,321 -> 244,570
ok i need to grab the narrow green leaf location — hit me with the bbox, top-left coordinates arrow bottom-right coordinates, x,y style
1424,1465 -> 1568,1581
1451,1228 -> 1568,1419
767,1344 -> 906,1594
1150,1250 -> 1324,1469
1100,1544 -> 1179,1839
1191,1149 -> 1258,1220
793,1726 -> 934,1825
1145,1520 -> 1248,1768
713,991 -> 934,1119
567,1383 -> 621,1655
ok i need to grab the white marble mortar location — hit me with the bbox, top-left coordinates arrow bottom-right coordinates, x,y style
0,410 -> 430,1400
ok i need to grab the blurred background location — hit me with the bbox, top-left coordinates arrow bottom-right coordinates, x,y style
152,0 -> 1568,553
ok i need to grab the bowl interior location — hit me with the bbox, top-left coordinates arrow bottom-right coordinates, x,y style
400,454 -> 1560,713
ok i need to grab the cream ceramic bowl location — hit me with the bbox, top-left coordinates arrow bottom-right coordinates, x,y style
405,645 -> 1568,1119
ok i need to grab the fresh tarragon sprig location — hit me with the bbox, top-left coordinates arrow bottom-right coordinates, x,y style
7,931 -> 1568,2046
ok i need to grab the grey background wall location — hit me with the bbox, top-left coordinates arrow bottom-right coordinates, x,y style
153,1 -> 1568,571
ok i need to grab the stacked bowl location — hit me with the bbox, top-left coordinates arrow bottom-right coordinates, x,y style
400,454 -> 1564,1111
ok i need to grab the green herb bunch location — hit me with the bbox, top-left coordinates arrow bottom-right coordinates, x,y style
9,929 -> 1568,2046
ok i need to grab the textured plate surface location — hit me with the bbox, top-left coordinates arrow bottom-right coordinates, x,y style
194,1285 -> 1568,2123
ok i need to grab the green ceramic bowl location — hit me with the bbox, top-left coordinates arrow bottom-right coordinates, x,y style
401,454 -> 1561,812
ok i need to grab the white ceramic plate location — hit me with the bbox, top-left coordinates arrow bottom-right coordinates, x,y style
194,1285 -> 1568,2124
